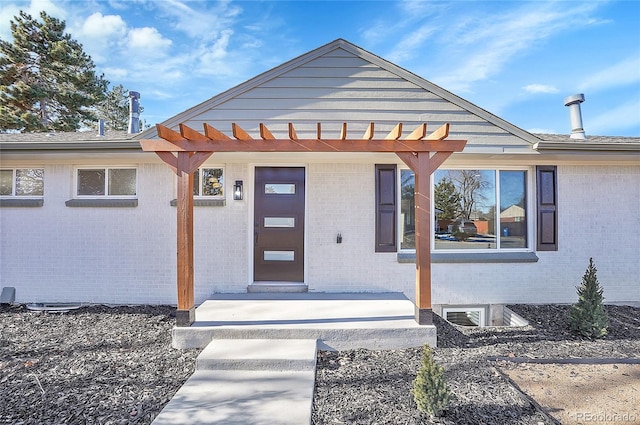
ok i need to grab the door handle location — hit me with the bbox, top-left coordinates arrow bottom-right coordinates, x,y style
254,224 -> 259,245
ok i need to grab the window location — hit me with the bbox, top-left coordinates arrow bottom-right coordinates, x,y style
400,168 -> 529,251
76,168 -> 136,197
193,167 -> 224,197
442,307 -> 486,327
0,168 -> 44,197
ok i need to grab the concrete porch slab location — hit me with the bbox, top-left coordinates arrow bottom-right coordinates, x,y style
172,293 -> 437,350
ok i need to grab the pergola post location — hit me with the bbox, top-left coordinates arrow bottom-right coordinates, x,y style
175,152 -> 195,326
414,152 -> 433,324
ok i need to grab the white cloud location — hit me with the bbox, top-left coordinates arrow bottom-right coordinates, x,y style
127,27 -> 172,51
527,127 -> 559,134
523,84 -> 559,94
24,0 -> 66,19
429,2 -> 602,91
81,12 -> 127,39
386,26 -> 437,63
198,29 -> 232,64
154,0 -> 241,41
587,99 -> 640,135
578,56 -> 640,93
0,0 -> 66,40
73,12 -> 128,63
102,66 -> 128,80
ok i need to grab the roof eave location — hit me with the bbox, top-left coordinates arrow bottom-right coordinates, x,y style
0,141 -> 143,152
533,141 -> 640,153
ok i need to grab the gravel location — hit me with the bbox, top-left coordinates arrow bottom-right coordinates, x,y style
0,305 -> 198,425
1,303 -> 638,425
312,304 -> 640,425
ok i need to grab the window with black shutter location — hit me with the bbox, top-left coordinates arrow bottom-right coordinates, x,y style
375,164 -> 397,252
536,165 -> 558,251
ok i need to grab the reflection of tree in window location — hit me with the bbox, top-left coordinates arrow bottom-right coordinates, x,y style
0,170 -> 14,195
1,169 -> 44,196
434,176 -> 460,220
108,169 -> 136,196
193,168 -> 224,197
78,170 -> 105,196
433,170 -> 496,250
202,168 -> 223,196
499,171 -> 527,248
401,168 -> 528,251
400,170 -> 415,249
16,169 -> 44,196
445,170 -> 493,220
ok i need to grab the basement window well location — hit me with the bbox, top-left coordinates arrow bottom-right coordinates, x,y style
439,305 -> 529,327
442,307 -> 486,327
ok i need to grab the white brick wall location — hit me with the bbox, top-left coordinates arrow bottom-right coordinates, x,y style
2,161 -> 638,306
306,163 -> 413,293
0,162 -> 250,305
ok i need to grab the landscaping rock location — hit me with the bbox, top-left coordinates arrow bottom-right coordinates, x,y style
1,303 -> 638,424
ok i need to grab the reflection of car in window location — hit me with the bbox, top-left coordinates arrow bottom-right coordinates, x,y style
448,219 -> 477,240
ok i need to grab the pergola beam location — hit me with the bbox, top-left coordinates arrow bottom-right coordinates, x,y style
141,124 -> 465,153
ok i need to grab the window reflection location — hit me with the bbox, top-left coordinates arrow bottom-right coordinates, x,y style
434,170 -> 496,250
193,168 -> 224,197
499,171 -> 527,248
400,168 -> 529,251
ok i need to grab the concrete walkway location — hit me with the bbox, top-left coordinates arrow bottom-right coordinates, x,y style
152,339 -> 318,425
154,293 -> 435,424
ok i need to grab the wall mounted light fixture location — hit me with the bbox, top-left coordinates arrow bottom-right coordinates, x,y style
233,180 -> 243,200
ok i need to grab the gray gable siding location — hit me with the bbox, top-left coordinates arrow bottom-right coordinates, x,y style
144,40 -> 534,149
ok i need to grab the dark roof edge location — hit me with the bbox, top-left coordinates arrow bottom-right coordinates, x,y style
533,141 -> 640,152
0,141 -> 142,152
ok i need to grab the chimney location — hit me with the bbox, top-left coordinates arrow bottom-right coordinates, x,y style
97,119 -> 105,136
564,93 -> 586,140
128,91 -> 141,134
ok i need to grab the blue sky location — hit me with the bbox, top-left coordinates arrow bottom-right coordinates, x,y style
1,0 -> 639,136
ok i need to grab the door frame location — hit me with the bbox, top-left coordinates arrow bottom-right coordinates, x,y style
248,164 -> 308,285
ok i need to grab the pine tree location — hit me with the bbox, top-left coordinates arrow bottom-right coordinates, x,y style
411,344 -> 451,417
0,11 -> 108,132
94,84 -> 144,131
568,258 -> 608,339
434,176 -> 461,220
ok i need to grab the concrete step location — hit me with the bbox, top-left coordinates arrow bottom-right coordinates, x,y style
247,283 -> 308,293
196,339 -> 318,371
174,325 -> 436,350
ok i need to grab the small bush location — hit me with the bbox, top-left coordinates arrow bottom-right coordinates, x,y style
568,257 -> 608,338
411,344 -> 451,417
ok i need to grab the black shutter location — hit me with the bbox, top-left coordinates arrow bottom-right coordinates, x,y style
375,164 -> 397,252
536,165 -> 558,251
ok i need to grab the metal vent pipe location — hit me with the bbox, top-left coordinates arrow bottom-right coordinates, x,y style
128,91 -> 141,134
564,93 -> 586,140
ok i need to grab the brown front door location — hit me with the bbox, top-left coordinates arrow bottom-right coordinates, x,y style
254,167 -> 305,282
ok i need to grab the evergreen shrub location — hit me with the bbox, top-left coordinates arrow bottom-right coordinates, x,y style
568,257 -> 608,339
411,344 -> 451,417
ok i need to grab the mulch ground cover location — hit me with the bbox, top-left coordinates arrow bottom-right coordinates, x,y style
1,303 -> 638,424
312,304 -> 640,425
0,305 -> 198,425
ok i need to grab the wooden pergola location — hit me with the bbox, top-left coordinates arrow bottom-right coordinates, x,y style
140,122 -> 466,326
